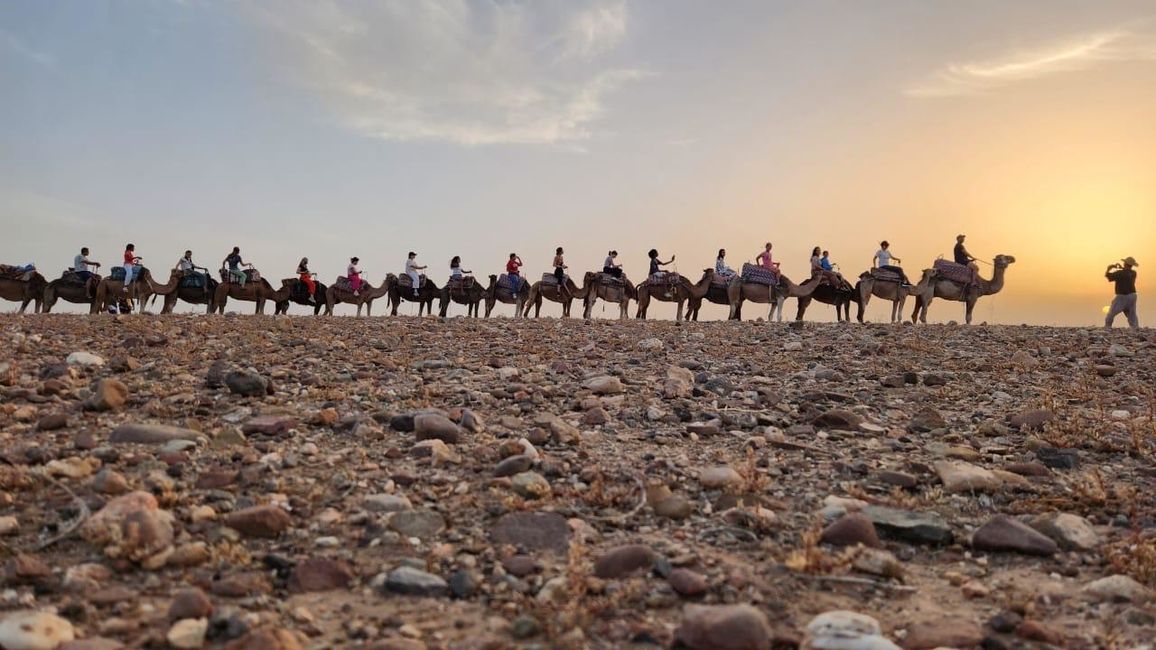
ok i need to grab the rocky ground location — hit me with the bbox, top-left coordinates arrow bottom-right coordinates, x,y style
0,314 -> 1153,650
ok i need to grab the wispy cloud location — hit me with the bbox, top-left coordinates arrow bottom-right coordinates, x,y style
907,29 -> 1156,97
1,29 -> 55,68
244,0 -> 643,146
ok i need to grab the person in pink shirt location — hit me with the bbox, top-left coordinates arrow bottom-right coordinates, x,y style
755,242 -> 780,271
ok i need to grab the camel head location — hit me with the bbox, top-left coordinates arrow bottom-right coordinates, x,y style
994,255 -> 1016,267
489,274 -> 498,283
918,268 -> 936,283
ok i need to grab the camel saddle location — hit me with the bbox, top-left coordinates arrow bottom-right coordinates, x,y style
178,272 -> 207,289
540,272 -> 569,286
933,259 -> 973,285
0,264 -> 36,281
597,273 -> 627,287
447,276 -> 476,291
868,267 -> 904,284
110,265 -> 145,282
398,274 -> 427,289
497,274 -> 524,294
59,270 -> 89,285
649,272 -> 683,287
740,263 -> 778,287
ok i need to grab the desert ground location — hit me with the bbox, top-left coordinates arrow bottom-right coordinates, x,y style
0,313 -> 1153,650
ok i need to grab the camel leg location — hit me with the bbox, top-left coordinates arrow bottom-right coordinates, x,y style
965,298 -> 976,325
676,301 -> 683,322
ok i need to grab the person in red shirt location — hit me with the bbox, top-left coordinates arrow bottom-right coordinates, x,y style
506,253 -> 523,300
122,243 -> 141,286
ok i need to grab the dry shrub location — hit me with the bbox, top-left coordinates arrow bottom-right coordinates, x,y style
1105,533 -> 1156,588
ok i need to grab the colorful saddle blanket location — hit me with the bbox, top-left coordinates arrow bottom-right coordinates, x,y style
220,268 -> 259,284
869,267 -> 904,283
933,259 -> 973,284
740,263 -> 778,287
398,274 -> 427,289
334,276 -> 360,292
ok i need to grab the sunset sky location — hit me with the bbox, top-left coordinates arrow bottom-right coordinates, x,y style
2,0 -> 1152,323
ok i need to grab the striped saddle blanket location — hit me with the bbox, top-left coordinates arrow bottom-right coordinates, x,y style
111,266 -> 148,282
740,263 -> 778,286
649,272 -> 682,287
334,276 -> 361,292
869,268 -> 904,283
933,260 -> 973,284
398,274 -> 427,289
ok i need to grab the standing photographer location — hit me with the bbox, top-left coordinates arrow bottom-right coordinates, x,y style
1104,257 -> 1139,329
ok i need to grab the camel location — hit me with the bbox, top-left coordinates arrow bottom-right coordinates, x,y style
387,274 -> 440,316
94,268 -> 160,314
325,278 -> 389,316
794,277 -> 858,322
439,276 -> 486,318
211,276 -> 292,315
636,269 -> 714,320
582,272 -> 636,319
911,255 -> 1016,324
482,275 -> 528,318
523,275 -> 588,318
275,279 -> 328,315
857,268 -> 936,323
153,272 -> 219,314
726,274 -> 819,321
0,270 -> 46,313
685,281 -> 738,321
43,271 -> 101,314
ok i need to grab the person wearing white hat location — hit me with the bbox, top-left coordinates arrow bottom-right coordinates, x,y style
1105,256 -> 1139,329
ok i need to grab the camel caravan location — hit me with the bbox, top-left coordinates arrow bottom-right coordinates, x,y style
2,237 -> 1016,324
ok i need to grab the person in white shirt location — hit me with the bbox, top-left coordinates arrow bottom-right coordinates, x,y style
715,249 -> 735,280
73,247 -> 100,282
405,252 -> 426,297
449,256 -> 470,280
872,241 -> 909,285
602,250 -> 622,278
175,250 -> 206,275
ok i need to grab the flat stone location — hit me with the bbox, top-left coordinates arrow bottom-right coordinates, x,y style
109,423 -> 201,445
383,566 -> 447,597
288,557 -> 355,593
583,375 -> 624,395
653,495 -> 693,520
36,413 -> 69,431
674,604 -> 773,650
813,409 -> 863,430
225,370 -> 269,396
241,416 -> 297,436
414,414 -> 462,444
0,611 -> 76,650
1083,575 -> 1149,603
1008,409 -> 1055,431
168,588 -> 213,621
861,506 -> 952,545
1035,447 -> 1079,470
490,511 -> 571,553
362,494 -> 412,513
511,471 -> 552,499
902,617 -> 983,650
66,351 -> 104,367
874,470 -> 917,488
166,618 -> 208,650
907,408 -> 945,433
1028,512 -> 1099,551
804,610 -> 899,650
593,544 -> 655,579
224,505 -> 292,538
820,514 -> 880,548
668,568 -> 709,597
934,460 -> 1001,493
388,509 -> 445,540
971,515 -> 1057,556
1004,462 -> 1050,477
84,378 -> 128,411
494,455 -> 534,477
699,466 -> 742,490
